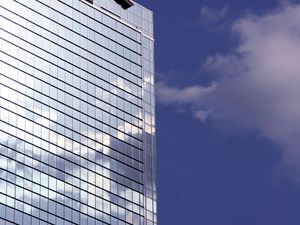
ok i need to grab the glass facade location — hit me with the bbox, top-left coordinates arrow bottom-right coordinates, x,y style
0,0 -> 156,224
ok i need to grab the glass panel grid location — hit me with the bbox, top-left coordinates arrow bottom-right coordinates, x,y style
0,0 -> 156,224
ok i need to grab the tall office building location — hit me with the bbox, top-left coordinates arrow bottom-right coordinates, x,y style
0,0 -> 156,224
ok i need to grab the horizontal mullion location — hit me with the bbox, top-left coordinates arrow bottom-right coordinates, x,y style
0,13 -> 142,102
0,56 -> 143,142
0,142 -> 144,210
0,48 -> 143,128
0,102 -> 144,183
0,91 -> 144,171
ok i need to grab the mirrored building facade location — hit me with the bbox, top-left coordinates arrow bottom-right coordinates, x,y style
0,0 -> 156,224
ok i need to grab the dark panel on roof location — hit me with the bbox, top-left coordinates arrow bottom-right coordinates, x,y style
114,0 -> 134,9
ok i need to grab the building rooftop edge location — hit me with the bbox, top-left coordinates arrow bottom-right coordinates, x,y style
114,0 -> 134,9
82,0 -> 154,40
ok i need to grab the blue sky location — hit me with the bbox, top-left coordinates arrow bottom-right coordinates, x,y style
139,0 -> 300,224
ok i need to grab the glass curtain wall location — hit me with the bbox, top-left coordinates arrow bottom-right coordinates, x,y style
0,0 -> 156,224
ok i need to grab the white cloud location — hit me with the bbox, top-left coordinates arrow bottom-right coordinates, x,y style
194,109 -> 213,123
157,3 -> 300,180
156,82 -> 216,105
199,6 -> 229,24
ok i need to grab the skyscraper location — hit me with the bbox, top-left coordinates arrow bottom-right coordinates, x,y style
0,0 -> 156,224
